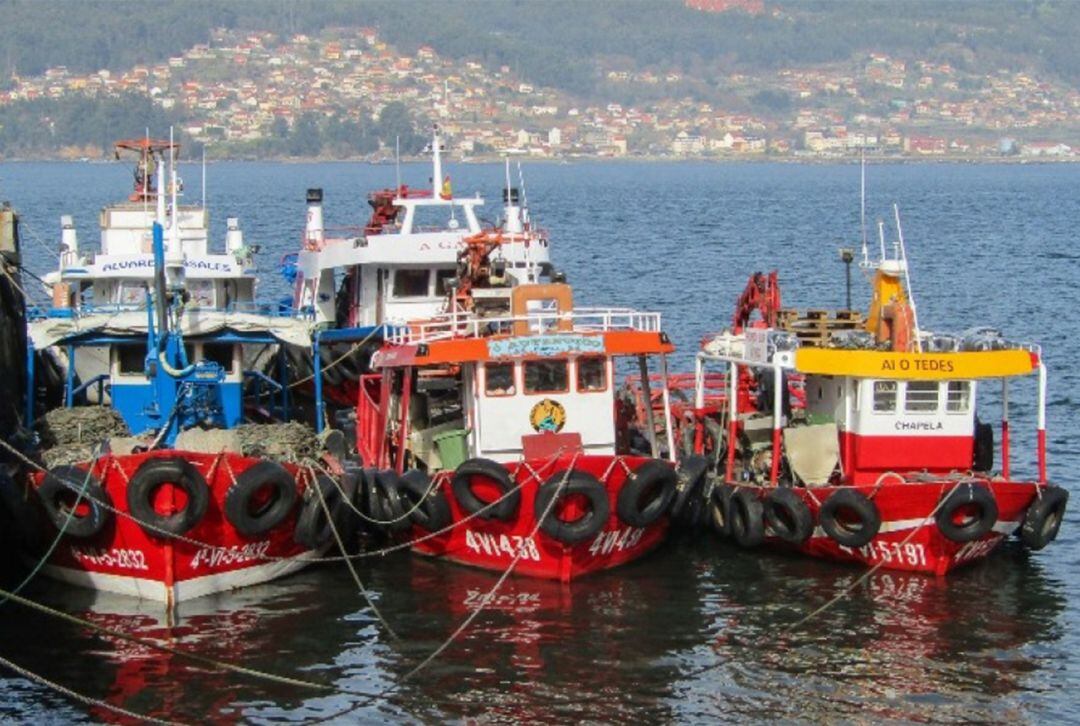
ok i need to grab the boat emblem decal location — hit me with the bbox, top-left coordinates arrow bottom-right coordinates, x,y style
529,398 -> 566,433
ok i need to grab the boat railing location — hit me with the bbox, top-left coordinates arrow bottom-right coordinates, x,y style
386,307 -> 663,345
27,300 -> 299,321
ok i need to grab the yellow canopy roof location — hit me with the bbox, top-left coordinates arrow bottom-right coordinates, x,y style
794,348 -> 1037,380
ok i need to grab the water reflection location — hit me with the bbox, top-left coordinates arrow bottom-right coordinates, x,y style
0,533 -> 1070,722
684,539 -> 1066,721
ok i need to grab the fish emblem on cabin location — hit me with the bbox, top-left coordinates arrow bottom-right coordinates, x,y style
529,399 -> 566,433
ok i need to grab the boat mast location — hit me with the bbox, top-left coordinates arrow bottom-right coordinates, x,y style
860,147 -> 869,266
431,124 -> 443,197
893,204 -> 922,352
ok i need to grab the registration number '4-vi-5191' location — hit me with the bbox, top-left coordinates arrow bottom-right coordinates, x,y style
841,541 -> 928,567
464,530 -> 541,561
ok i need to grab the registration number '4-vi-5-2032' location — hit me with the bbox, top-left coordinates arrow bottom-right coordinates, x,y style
71,547 -> 148,571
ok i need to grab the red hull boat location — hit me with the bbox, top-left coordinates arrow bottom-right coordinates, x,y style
410,454 -> 670,581
27,450 -> 349,604
682,241 -> 1067,574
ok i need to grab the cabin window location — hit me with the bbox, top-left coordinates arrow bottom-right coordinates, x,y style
116,345 -> 146,376
392,269 -> 430,298
116,280 -> 147,306
946,381 -> 971,413
203,343 -> 235,373
905,381 -> 940,413
187,279 -> 216,308
872,381 -> 897,412
484,362 -> 516,396
434,268 -> 457,297
576,357 -> 607,392
524,360 -> 568,394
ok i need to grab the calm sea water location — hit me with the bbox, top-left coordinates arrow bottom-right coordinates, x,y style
1,160 -> 1078,722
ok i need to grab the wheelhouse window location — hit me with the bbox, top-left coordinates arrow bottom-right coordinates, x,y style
905,381 -> 939,413
484,362 -> 516,396
524,360 -> 568,394
434,268 -> 457,297
116,280 -> 147,306
946,381 -> 971,413
187,279 -> 216,308
576,357 -> 607,392
202,343 -> 235,373
872,381 -> 897,412
392,269 -> 430,298
116,345 -> 146,376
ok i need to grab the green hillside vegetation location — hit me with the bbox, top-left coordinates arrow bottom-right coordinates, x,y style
3,0 -> 1080,98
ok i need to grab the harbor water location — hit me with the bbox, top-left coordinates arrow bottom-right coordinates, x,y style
0,160 -> 1078,721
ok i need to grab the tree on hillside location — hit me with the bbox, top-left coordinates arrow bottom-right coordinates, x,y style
376,102 -> 425,154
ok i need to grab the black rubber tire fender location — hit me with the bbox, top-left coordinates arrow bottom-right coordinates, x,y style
37,465 -> 113,539
371,469 -> 411,533
935,482 -> 998,544
670,455 -> 710,523
709,483 -> 734,538
763,487 -> 814,545
616,459 -> 677,528
223,461 -> 298,537
729,487 -> 765,548
399,469 -> 452,532
819,489 -> 881,548
534,470 -> 610,545
1020,485 -> 1069,550
451,458 -> 519,521
127,458 -> 209,537
294,474 -> 351,549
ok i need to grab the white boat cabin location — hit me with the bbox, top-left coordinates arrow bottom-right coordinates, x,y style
292,128 -> 552,327
45,140 -> 256,313
361,284 -> 675,470
695,336 -> 1043,486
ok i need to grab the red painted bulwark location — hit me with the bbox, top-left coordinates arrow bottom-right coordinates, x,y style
769,478 -> 1039,574
30,450 -> 318,602
412,454 -> 670,581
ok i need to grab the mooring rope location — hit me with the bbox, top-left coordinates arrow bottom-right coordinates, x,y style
0,584 -> 387,699
0,443 -> 104,610
0,651 -> 183,725
308,453 -> 584,720
288,326 -> 382,389
781,478 -> 966,631
674,478 -> 970,685
305,463 -> 400,641
306,456 -> 437,527
0,437 -> 569,569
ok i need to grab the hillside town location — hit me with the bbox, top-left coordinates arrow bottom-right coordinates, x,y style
3,25 -> 1078,160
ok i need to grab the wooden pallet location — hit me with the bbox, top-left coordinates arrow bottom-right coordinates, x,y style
778,308 -> 865,347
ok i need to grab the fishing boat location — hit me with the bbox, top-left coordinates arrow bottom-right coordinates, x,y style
38,138 -> 262,391
285,125 -> 558,440
289,125 -> 552,329
14,208 -> 352,605
682,211 -> 1067,574
342,234 -> 699,581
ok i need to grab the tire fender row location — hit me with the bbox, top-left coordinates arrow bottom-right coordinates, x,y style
706,480 -> 1068,551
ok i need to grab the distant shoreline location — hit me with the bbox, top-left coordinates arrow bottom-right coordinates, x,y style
1,153 -> 1076,165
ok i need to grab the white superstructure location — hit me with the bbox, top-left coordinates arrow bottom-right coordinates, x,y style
291,126 -> 552,327
43,138 -> 257,313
